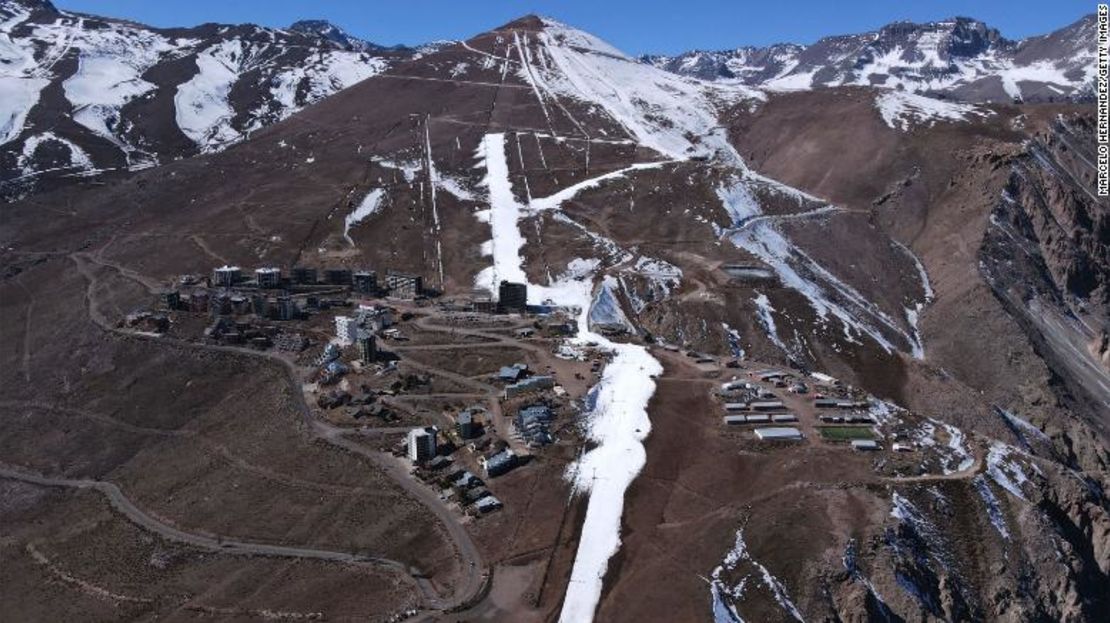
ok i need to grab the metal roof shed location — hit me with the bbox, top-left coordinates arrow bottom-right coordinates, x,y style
754,427 -> 803,441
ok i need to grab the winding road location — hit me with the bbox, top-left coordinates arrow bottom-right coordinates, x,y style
1,250 -> 493,613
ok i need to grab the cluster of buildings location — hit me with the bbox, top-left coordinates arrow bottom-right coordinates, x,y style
514,404 -> 555,446
164,288 -> 301,321
404,422 -> 518,516
158,264 -> 428,331
442,469 -> 503,514
434,280 -> 530,316
717,368 -> 889,448
333,304 -> 393,368
209,265 -> 425,298
204,317 -> 288,348
497,364 -> 556,399
718,377 -> 802,441
808,374 -> 879,427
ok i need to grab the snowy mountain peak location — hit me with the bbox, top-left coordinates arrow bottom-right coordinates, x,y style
288,19 -> 402,53
646,13 -> 1096,103
1,0 -> 55,14
537,16 -> 630,59
1,4 -> 411,199
869,16 -> 1008,59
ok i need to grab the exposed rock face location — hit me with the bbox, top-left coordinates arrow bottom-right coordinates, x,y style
288,19 -> 405,53
644,15 -> 1096,103
980,114 -> 1110,429
0,0 -> 410,200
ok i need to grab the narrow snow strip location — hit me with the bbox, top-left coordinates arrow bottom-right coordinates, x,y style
474,133 -> 661,623
729,220 -> 908,353
424,116 -> 444,284
972,475 -> 1010,540
717,179 -> 762,225
436,173 -> 477,201
343,189 -> 385,246
708,528 -> 805,623
474,133 -> 529,293
891,240 -> 933,359
529,161 -> 670,211
995,407 -> 1050,449
514,31 -> 554,130
710,530 -> 751,623
753,292 -> 790,356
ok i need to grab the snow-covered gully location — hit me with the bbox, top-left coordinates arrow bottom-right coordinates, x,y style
476,132 -> 662,623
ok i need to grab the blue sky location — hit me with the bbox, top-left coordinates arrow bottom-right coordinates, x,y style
56,1 -> 1094,55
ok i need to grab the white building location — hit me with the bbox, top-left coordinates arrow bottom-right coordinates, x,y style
212,265 -> 241,287
851,439 -> 880,451
255,267 -> 281,288
334,315 -> 359,346
356,305 -> 393,331
407,427 -> 438,463
753,427 -> 803,441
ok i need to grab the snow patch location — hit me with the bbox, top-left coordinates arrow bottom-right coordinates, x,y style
343,188 -> 385,245
17,131 -> 94,174
475,133 -> 662,623
972,475 -> 1010,540
875,91 -> 991,131
174,41 -> 246,151
708,528 -> 805,623
986,442 -> 1036,501
535,18 -> 760,163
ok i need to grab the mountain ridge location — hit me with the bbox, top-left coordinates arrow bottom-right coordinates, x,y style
643,13 -> 1095,102
1,11 -> 1108,623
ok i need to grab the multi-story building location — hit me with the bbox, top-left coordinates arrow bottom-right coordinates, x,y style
189,291 -> 210,313
386,272 -> 423,299
324,268 -> 352,286
456,410 -> 478,439
291,266 -> 317,285
498,280 -> 528,313
407,427 -> 438,463
276,296 -> 297,321
160,289 -> 181,310
356,330 -> 376,363
211,265 -> 241,287
255,267 -> 282,289
334,315 -> 359,346
353,271 -> 378,294
210,293 -> 232,316
356,305 -> 393,331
